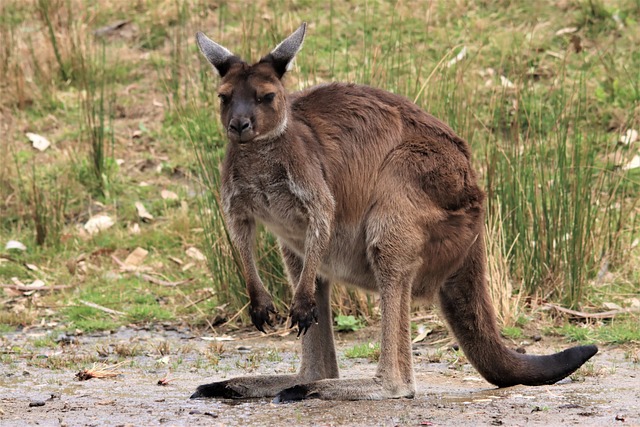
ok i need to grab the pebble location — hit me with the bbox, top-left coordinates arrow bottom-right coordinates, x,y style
29,401 -> 45,407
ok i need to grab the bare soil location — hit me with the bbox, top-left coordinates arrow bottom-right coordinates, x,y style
1,326 -> 638,427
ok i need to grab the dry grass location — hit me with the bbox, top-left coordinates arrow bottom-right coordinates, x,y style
486,206 -> 523,328
75,361 -> 125,381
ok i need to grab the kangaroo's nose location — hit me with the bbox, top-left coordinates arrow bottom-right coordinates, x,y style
229,118 -> 252,136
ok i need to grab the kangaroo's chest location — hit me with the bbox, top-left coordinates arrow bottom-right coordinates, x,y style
225,165 -> 309,243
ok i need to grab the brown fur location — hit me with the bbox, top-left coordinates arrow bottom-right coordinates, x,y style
191,24 -> 597,401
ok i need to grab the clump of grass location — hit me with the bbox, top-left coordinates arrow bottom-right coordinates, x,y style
344,342 -> 381,362
73,38 -> 117,199
21,164 -> 69,248
35,0 -> 70,82
483,74 -> 633,308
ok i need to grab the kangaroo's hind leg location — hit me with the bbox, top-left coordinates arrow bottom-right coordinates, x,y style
274,200 -> 419,401
191,244 -> 338,399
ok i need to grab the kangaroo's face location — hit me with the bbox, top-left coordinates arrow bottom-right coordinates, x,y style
218,63 -> 287,144
196,24 -> 306,144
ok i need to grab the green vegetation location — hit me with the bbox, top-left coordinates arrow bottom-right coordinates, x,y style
344,342 -> 381,361
335,315 -> 365,332
0,0 -> 638,349
502,326 -> 525,340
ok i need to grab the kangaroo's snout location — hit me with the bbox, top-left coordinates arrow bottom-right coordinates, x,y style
229,117 -> 253,139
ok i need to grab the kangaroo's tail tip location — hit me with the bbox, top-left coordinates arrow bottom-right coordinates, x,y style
577,344 -> 599,360
524,343 -> 599,387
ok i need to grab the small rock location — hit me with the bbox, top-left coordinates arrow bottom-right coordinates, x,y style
189,410 -> 201,415
451,344 -> 460,351
532,335 -> 542,342
29,400 -> 45,407
204,412 -> 218,418
516,346 -> 526,354
615,414 -> 626,422
22,370 -> 31,376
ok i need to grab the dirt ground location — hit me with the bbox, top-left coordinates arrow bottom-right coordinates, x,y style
0,325 -> 638,427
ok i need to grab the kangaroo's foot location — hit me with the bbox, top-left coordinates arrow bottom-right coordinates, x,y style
191,374 -> 304,399
273,378 -> 415,402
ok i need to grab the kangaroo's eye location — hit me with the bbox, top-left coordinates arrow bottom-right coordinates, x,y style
259,93 -> 276,103
218,94 -> 230,104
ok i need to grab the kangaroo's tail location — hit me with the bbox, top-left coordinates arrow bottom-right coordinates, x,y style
438,234 -> 597,387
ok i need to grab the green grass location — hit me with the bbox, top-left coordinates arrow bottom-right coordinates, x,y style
344,342 -> 381,362
502,326 -> 525,340
550,316 -> 640,345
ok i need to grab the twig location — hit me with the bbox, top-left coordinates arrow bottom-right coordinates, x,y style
79,299 -> 125,316
139,274 -> 193,287
183,290 -> 216,309
545,303 -> 640,319
221,302 -> 250,327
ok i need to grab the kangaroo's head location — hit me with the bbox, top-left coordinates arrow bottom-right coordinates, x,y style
196,23 -> 306,144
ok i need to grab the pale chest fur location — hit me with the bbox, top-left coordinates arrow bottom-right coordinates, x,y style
222,159 -> 309,245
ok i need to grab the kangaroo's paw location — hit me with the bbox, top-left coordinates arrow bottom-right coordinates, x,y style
289,296 -> 318,336
249,292 -> 277,333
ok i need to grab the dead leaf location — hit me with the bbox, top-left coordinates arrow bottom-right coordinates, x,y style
124,247 -> 148,266
602,302 -> 622,310
93,20 -> 129,37
25,132 -> 51,151
622,154 -> 640,171
186,247 -> 206,261
555,27 -> 578,36
26,279 -> 45,289
135,202 -> 153,222
500,75 -> 515,89
5,240 -> 27,251
620,129 -> 638,145
129,223 -> 141,234
447,46 -> 467,68
412,327 -> 433,343
25,263 -> 40,271
201,335 -> 235,342
161,190 -> 179,200
84,215 -> 115,235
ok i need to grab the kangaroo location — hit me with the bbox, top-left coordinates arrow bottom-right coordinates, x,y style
191,23 -> 598,401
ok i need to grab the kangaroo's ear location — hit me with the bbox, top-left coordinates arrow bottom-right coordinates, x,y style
260,22 -> 306,78
196,32 -> 242,77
